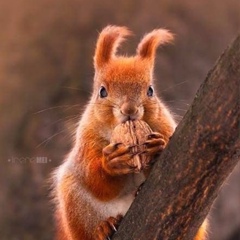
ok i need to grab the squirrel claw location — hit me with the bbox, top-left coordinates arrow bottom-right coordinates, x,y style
95,215 -> 123,240
103,142 -> 140,175
113,143 -> 124,148
135,181 -> 145,196
142,132 -> 166,156
147,132 -> 163,139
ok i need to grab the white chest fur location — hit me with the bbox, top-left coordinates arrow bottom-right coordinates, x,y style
57,161 -> 146,223
97,172 -> 146,218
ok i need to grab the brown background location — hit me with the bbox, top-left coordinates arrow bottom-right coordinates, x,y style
0,0 -> 239,239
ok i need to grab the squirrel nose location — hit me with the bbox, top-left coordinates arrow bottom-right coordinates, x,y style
120,102 -> 138,116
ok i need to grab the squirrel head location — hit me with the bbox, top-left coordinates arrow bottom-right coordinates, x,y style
91,25 -> 173,127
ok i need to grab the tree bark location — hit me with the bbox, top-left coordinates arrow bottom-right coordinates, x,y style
112,35 -> 240,240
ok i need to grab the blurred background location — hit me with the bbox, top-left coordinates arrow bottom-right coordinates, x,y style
0,0 -> 239,239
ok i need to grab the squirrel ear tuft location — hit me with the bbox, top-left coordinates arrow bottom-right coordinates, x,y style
137,29 -> 174,63
94,25 -> 132,70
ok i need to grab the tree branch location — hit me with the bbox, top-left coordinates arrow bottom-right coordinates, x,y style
112,35 -> 240,240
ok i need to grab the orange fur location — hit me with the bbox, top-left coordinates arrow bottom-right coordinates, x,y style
94,26 -> 131,69
194,220 -> 208,240
53,25 -> 207,240
137,29 -> 174,63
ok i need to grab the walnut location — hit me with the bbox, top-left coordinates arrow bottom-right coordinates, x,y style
111,120 -> 153,172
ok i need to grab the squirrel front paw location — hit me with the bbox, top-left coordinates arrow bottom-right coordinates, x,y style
102,143 -> 138,175
95,215 -> 123,240
140,132 -> 166,167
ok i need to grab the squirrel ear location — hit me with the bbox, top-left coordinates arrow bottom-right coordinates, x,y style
137,29 -> 174,63
94,25 -> 131,70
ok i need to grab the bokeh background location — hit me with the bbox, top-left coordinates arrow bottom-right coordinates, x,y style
0,0 -> 239,239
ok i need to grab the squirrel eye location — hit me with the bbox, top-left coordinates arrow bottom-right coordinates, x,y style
99,86 -> 108,98
147,86 -> 154,97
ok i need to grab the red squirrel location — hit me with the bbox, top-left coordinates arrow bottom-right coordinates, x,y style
53,25 -> 207,240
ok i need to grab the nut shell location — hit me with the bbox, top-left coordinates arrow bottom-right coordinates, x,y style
111,120 -> 153,171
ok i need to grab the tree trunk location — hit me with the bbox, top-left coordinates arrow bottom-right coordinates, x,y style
112,35 -> 240,240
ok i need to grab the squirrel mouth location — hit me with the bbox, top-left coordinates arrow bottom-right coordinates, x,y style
120,115 -> 139,123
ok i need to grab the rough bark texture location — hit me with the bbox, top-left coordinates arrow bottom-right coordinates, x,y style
112,35 -> 240,240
